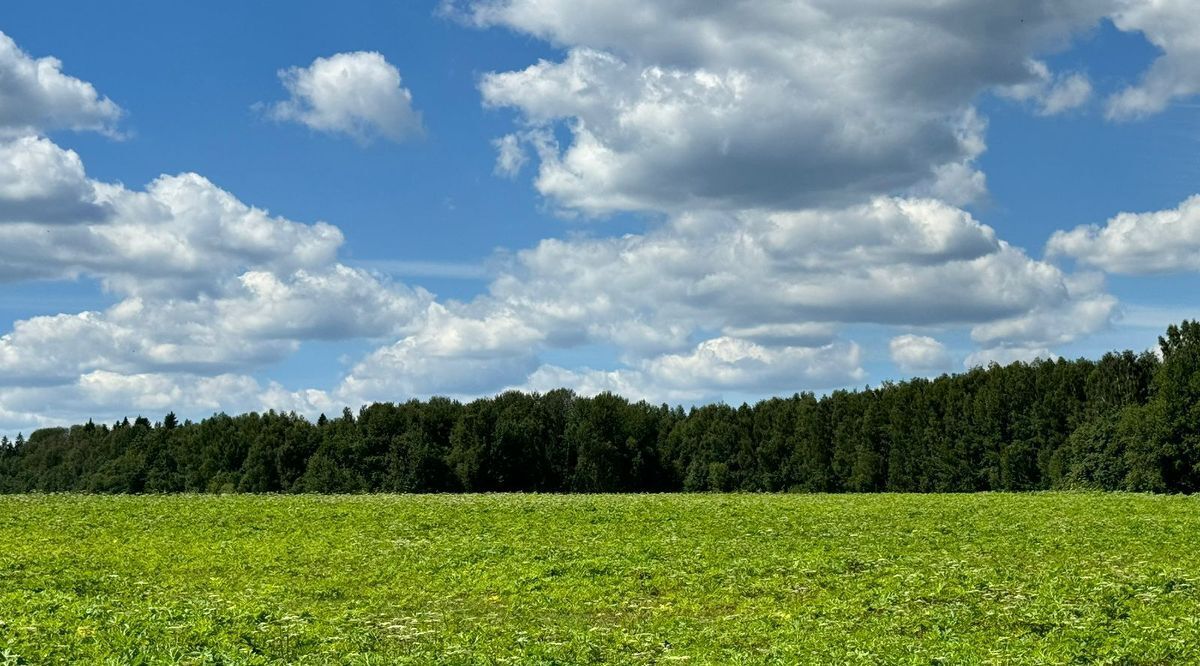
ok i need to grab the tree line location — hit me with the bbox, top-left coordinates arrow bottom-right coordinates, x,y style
2,321 -> 1199,494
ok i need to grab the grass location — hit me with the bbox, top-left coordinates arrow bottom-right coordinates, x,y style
0,493 -> 1198,664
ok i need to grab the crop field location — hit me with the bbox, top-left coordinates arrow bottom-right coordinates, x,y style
1,494 -> 1198,665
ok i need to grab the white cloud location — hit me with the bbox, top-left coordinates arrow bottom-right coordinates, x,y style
518,337 -> 865,404
479,47 -> 979,214
223,266 -> 428,340
461,1 -> 1200,222
1107,0 -> 1200,120
294,195 -> 1116,408
922,162 -> 989,209
0,265 -> 428,387
460,1 -> 1126,214
0,135 -> 106,223
265,51 -> 423,144
492,133 -> 528,177
0,31 -> 122,136
969,270 -> 1116,344
889,335 -> 952,374
484,198 -> 1110,340
4,153 -> 1113,427
1047,195 -> 1200,274
0,156 -> 345,294
520,365 -> 655,402
914,108 -> 990,207
74,371 -> 263,414
964,275 -> 1115,368
639,336 -> 864,394
0,306 -> 285,386
0,130 -> 429,430
333,302 -> 544,402
0,370 -> 285,433
1041,74 -> 1094,115
720,323 -> 837,348
6,11 -> 1179,430
997,59 -> 1092,115
964,346 -> 1056,369
355,258 -> 490,280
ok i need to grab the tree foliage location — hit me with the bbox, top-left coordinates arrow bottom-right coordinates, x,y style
4,322 -> 1200,494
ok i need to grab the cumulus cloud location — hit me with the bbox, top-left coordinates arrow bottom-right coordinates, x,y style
997,59 -> 1093,115
968,272 -> 1116,348
0,371 -> 276,433
0,157 -> 345,294
0,305 -> 286,386
462,0 -> 1200,216
719,323 -> 837,348
484,198 -> 1111,338
6,159 -> 1113,424
291,195 -> 1116,408
1106,0 -> 1200,120
638,337 -> 864,394
964,346 -> 1056,369
0,133 -> 429,431
1047,195 -> 1200,274
889,335 -> 953,375
912,109 -> 990,207
265,51 -> 423,143
10,8 -> 1185,429
457,0 -> 1127,214
0,135 -> 106,223
519,338 -> 865,404
0,265 -> 428,388
75,371 -> 262,415
0,32 -> 426,430
0,31 -> 122,136
334,302 -> 545,402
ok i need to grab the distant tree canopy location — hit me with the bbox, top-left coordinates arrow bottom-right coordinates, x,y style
3,321 -> 1200,494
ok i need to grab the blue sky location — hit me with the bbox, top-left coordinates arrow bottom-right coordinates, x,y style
0,1 -> 1198,431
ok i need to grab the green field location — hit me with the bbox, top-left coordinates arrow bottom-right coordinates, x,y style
1,494 -> 1198,664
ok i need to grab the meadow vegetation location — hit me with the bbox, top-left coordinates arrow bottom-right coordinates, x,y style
1,493 -> 1199,664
